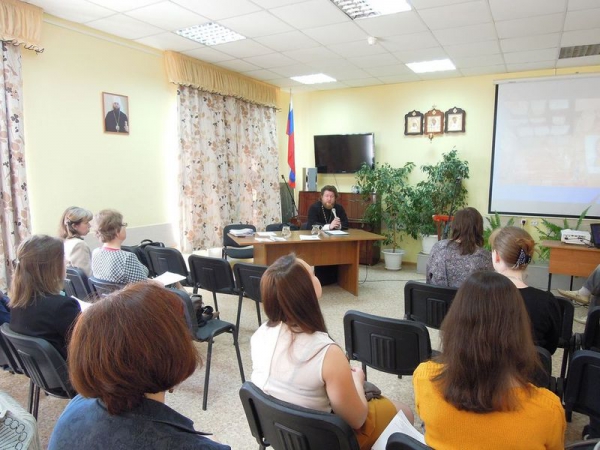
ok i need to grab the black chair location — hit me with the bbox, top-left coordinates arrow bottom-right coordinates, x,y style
188,255 -> 239,313
65,267 -> 91,300
265,223 -> 299,232
222,224 -> 256,260
344,310 -> 433,380
564,350 -> 600,423
0,332 -> 23,375
533,346 -> 562,396
0,324 -> 75,420
565,439 -> 600,449
87,276 -> 125,297
403,281 -> 457,329
145,246 -> 192,286
178,291 -> 245,410
233,262 -> 267,331
239,381 -> 360,450
555,295 -> 575,379
566,306 -> 600,377
386,432 -> 432,450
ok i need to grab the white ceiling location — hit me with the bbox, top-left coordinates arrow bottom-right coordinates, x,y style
25,0 -> 600,91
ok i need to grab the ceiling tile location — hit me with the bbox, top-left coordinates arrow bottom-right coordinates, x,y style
393,46 -> 449,63
460,64 -> 507,76
283,46 -> 344,63
495,13 -> 564,39
243,52 -> 298,68
315,81 -> 350,90
241,69 -> 282,80
250,0 -> 306,7
182,47 -> 234,63
452,53 -> 505,68
556,54 -> 600,67
564,8 -> 600,31
211,39 -> 274,58
444,40 -> 501,58
219,11 -> 294,38
409,0 -> 477,9
125,2 -> 209,31
417,70 -> 462,81
267,77 -> 305,87
26,0 -> 115,23
503,48 -> 558,64
215,59 -> 261,72
379,31 -> 439,53
269,0 -> 347,30
86,0 -> 158,13
355,11 -> 428,37
376,73 -> 421,84
134,32 -> 202,51
500,33 -> 561,53
342,78 -> 384,87
568,0 -> 600,10
417,1 -> 493,30
489,0 -> 566,21
270,64 -> 319,77
321,67 -> 371,80
506,61 -> 557,72
86,14 -> 164,39
309,59 -> 360,71
560,29 -> 600,47
170,0 -> 261,20
303,22 -> 367,46
365,64 -> 411,77
254,31 -> 320,52
327,40 -> 389,58
347,53 -> 401,68
432,23 -> 497,46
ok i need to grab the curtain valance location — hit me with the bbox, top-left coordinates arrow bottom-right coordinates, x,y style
164,51 -> 278,108
0,0 -> 44,52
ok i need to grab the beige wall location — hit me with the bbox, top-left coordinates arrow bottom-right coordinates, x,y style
22,18 -> 178,235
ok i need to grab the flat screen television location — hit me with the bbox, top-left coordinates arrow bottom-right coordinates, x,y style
314,133 -> 375,174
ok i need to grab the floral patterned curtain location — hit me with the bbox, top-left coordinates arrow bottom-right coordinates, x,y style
178,86 -> 280,252
0,42 -> 30,292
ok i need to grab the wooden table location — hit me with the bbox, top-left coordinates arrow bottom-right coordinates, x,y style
229,229 -> 384,296
542,240 -> 600,290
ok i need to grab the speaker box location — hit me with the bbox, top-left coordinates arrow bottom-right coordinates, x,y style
303,167 -> 318,191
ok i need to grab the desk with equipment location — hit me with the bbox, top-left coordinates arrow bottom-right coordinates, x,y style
542,240 -> 600,291
229,229 -> 384,296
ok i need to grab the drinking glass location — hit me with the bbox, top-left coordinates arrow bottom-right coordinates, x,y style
311,224 -> 321,235
281,226 -> 291,239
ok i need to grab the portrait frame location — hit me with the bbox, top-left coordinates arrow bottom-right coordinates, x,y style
424,108 -> 444,135
102,92 -> 130,135
444,107 -> 466,133
404,110 -> 423,135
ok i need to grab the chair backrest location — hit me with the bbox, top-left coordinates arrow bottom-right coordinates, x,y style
233,263 -> 268,302
386,432 -> 432,450
403,281 -> 457,329
188,255 -> 236,293
223,224 -> 257,248
65,267 -> 91,299
533,346 -> 552,389
344,310 -> 432,376
145,247 -> 189,280
265,223 -> 299,232
564,350 -> 600,420
582,307 -> 600,351
0,324 -> 75,399
239,381 -> 360,450
0,332 -> 23,375
555,295 -> 574,348
87,276 -> 125,297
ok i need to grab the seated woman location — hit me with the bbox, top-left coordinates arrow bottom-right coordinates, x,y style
414,271 -> 565,450
426,207 -> 493,288
251,253 -> 412,450
490,226 -> 561,354
91,209 -> 147,283
59,206 -> 93,276
48,283 -> 229,449
9,235 -> 81,359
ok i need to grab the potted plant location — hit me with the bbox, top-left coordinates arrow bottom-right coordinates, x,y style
355,162 -> 415,270
402,184 -> 438,254
483,212 -> 515,251
534,206 -> 590,261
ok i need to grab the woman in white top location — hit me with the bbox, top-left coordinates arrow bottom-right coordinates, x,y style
59,206 -> 93,276
250,253 -> 413,450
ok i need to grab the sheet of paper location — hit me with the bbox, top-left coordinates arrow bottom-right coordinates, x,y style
256,231 -> 276,237
270,236 -> 287,241
371,411 -> 425,450
255,238 -> 271,242
325,230 -> 348,235
299,235 -> 320,240
153,271 -> 186,286
229,228 -> 255,236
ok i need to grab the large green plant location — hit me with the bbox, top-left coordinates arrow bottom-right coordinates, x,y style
355,162 -> 415,251
483,212 -> 515,250
534,206 -> 590,261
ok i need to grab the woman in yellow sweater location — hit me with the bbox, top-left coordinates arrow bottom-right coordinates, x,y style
413,271 -> 565,450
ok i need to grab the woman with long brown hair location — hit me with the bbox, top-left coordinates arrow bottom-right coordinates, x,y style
251,253 -> 412,450
413,271 -> 565,449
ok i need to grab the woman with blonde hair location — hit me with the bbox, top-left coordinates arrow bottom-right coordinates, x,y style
59,206 -> 93,276
490,226 -> 561,354
251,253 -> 412,450
9,235 -> 81,359
414,271 -> 565,449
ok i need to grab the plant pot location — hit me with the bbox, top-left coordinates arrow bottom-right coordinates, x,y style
381,249 -> 405,270
421,235 -> 438,254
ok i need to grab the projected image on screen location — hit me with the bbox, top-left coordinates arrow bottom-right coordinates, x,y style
490,76 -> 600,218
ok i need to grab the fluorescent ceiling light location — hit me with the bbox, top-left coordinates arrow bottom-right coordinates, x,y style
331,0 -> 411,20
175,23 -> 245,46
406,59 -> 456,74
291,73 -> 337,85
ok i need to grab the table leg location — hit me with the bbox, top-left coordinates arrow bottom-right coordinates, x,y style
547,273 -> 552,292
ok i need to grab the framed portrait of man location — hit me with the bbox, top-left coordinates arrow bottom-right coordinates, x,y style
404,110 -> 424,135
102,92 -> 130,134
445,107 -> 466,133
424,108 -> 444,135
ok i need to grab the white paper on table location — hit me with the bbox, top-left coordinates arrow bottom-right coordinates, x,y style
299,235 -> 320,240
255,238 -> 271,242
371,410 -> 425,450
270,236 -> 287,241
324,230 -> 348,235
153,271 -> 186,286
257,232 -> 276,237
229,228 -> 255,237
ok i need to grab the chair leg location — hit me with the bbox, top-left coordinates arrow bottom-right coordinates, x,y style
236,294 -> 244,332
202,338 -> 214,411
212,292 -> 219,313
232,327 -> 245,383
32,384 -> 40,420
560,346 -> 569,380
27,379 -> 34,415
255,301 -> 262,327
362,362 -> 367,381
